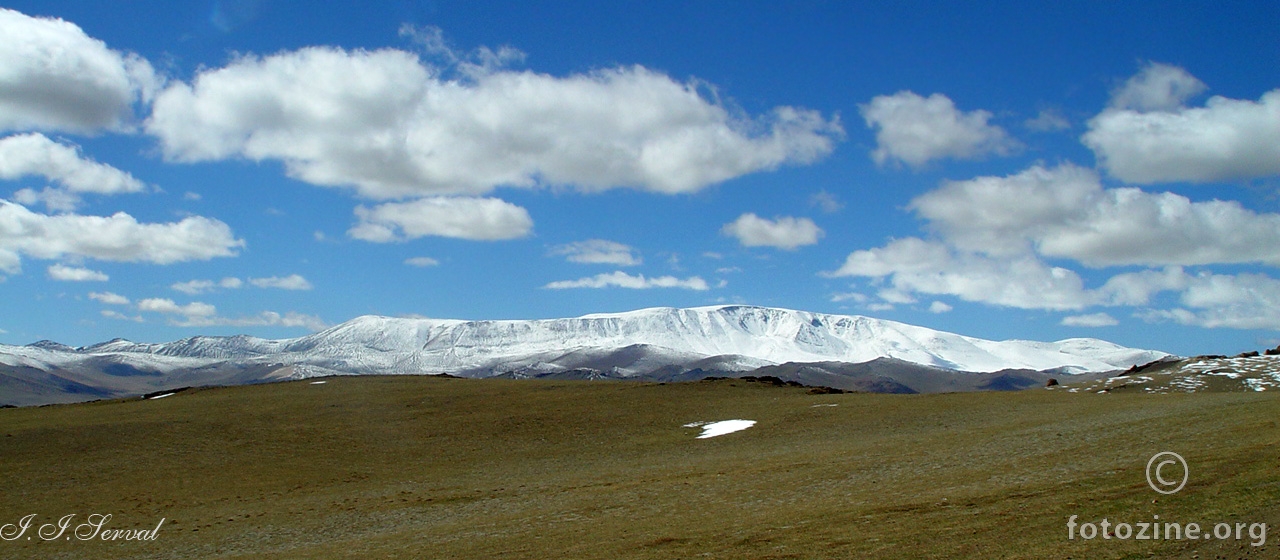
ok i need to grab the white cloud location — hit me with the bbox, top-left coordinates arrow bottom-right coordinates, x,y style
826,238 -> 1094,311
404,256 -> 439,267
250,274 -> 312,290
910,164 -> 1280,267
146,45 -> 841,198
832,227 -> 1280,330
0,132 -> 147,212
1061,313 -> 1118,327
860,91 -> 1018,167
833,162 -> 1280,322
0,201 -> 242,274
172,277 -> 244,294
550,239 -> 641,266
0,133 -> 145,193
928,301 -> 953,314
543,271 -> 710,290
1083,66 -> 1280,184
348,197 -> 533,242
175,276 -> 309,293
175,311 -> 328,331
12,187 -> 81,212
101,309 -> 142,322
830,292 -> 868,304
1108,62 -> 1207,112
137,297 -> 217,318
1024,109 -> 1071,132
721,213 -> 823,250
398,24 -> 525,79
88,291 -> 129,305
47,263 -> 107,281
130,295 -> 328,330
1096,267 -> 1190,307
877,288 -> 917,304
1137,272 -> 1280,330
809,190 -> 844,213
0,8 -> 157,133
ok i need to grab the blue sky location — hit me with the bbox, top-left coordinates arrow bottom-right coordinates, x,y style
2,1 -> 1279,357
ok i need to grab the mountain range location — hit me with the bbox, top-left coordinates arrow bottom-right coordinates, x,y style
0,305 -> 1170,406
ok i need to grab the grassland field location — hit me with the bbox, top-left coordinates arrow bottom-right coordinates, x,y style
1,375 -> 1278,559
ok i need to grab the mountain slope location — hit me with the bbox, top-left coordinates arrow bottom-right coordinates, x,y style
0,305 -> 1169,405
1052,349 -> 1280,394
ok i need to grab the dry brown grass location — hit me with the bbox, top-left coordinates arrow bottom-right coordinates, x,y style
1,376 -> 1278,559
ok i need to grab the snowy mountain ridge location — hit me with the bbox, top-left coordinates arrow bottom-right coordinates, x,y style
7,305 -> 1167,377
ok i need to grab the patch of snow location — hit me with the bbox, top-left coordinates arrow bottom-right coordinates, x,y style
148,393 -> 175,400
309,381 -> 327,385
691,419 -> 757,439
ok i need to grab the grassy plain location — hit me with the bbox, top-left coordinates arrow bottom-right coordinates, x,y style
1,376 -> 1278,559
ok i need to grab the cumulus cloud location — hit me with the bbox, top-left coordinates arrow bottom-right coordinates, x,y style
1083,65 -> 1280,184
543,271 -> 710,290
0,8 -> 158,133
1061,313 -> 1119,327
88,291 -> 129,305
1096,267 -> 1191,307
1136,272 -> 1280,330
1108,62 -> 1207,112
146,45 -> 841,198
928,301 -> 953,314
0,201 -> 243,275
832,162 -> 1280,322
134,296 -> 327,330
249,274 -> 312,290
860,91 -> 1018,167
138,297 -> 217,318
348,197 -> 533,242
47,263 -> 107,281
0,133 -> 145,193
826,237 -> 1094,311
550,239 -> 641,266
0,133 -> 147,211
911,164 -> 1280,267
12,187 -> 81,212
721,213 -> 823,250
829,159 -> 1280,327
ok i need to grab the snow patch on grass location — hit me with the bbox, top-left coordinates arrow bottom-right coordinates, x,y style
684,419 -> 757,439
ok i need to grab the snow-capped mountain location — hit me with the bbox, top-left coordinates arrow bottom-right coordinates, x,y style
0,305 -> 1170,406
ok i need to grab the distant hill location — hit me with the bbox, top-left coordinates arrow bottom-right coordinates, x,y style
0,305 -> 1168,406
1050,348 -> 1280,394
